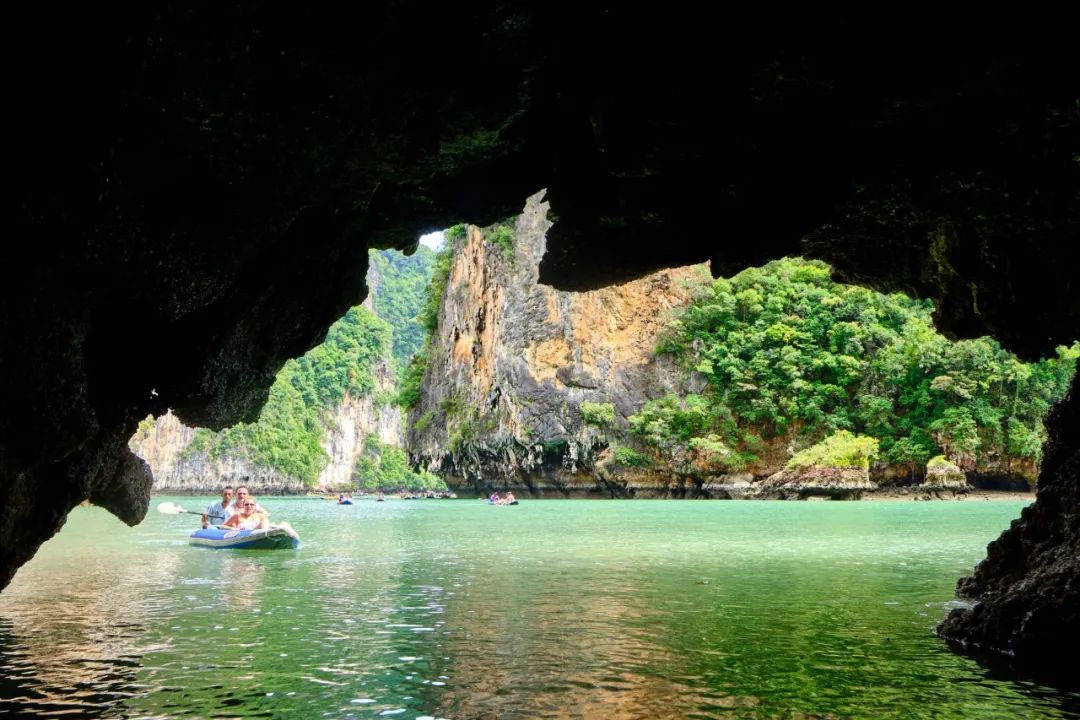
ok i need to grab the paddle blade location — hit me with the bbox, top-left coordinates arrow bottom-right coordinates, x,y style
156,501 -> 188,515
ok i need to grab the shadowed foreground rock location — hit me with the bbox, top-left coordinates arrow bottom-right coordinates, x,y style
1,6 -> 1077,681
937,373 -> 1079,680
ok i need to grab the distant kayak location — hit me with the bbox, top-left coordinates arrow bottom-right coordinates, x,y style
338,500 -> 353,505
488,501 -> 519,506
189,524 -> 300,550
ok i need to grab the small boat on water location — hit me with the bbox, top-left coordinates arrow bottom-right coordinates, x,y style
338,499 -> 353,505
189,523 -> 300,550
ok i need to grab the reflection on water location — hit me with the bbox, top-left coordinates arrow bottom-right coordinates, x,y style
0,506 -> 183,717
218,555 -> 268,613
433,570 -> 759,720
0,617 -> 144,718
1,499 -> 1078,719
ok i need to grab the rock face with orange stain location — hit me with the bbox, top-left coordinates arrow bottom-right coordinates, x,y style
408,192 -> 713,496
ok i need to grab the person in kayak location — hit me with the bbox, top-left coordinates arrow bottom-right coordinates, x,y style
230,486 -> 269,519
223,498 -> 270,531
201,485 -> 234,529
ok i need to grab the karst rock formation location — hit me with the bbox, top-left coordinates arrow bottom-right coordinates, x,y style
1,7 -> 1076,679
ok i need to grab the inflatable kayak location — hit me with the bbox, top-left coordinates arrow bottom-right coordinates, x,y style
338,500 -> 353,505
189,524 -> 300,549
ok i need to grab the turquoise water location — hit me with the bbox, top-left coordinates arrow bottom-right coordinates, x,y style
0,498 -> 1076,719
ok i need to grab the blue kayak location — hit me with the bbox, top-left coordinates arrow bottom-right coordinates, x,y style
189,524 -> 300,550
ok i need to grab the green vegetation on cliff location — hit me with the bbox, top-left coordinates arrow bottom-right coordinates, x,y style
354,434 -> 447,493
627,257 -> 1077,478
177,247 -> 442,488
399,234 -> 457,409
368,247 -> 439,371
185,306 -> 394,484
485,224 -> 515,261
580,401 -> 616,427
627,394 -> 748,474
786,431 -> 879,470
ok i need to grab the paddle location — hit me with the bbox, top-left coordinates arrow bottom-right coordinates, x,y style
156,501 -> 226,521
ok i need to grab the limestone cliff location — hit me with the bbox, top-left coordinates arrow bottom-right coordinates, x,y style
5,8 -> 1077,676
408,193 -> 709,496
129,251 -> 409,495
318,387 -> 403,489
128,411 -> 305,494
129,361 -> 402,494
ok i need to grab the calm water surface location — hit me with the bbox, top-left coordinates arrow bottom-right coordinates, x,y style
1,498 -> 1076,719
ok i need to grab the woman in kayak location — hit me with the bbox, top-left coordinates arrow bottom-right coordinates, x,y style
223,498 -> 270,530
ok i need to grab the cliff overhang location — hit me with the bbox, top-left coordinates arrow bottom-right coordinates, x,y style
1,7 -> 1076,680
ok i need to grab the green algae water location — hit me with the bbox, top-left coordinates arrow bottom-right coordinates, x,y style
1,498 -> 1076,719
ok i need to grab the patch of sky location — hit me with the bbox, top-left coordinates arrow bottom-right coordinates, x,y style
418,231 -> 444,251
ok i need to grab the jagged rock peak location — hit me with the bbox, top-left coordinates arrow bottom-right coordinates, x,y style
408,192 -> 708,496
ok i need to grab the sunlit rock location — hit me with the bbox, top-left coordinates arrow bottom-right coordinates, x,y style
921,457 -> 970,491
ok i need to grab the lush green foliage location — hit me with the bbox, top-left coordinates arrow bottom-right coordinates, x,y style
486,224 -> 515,260
613,446 -> 652,467
927,455 -> 957,470
184,307 -> 394,485
637,257 -> 1077,475
355,434 -> 447,492
417,246 -> 454,335
628,395 -> 746,472
368,248 -> 438,371
396,352 -> 429,409
413,410 -> 436,433
132,415 -> 156,444
445,223 -> 467,242
786,431 -> 879,470
579,401 -> 616,427
398,241 -> 456,409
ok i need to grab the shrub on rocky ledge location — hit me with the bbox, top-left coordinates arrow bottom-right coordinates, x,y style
787,431 -> 879,470
580,401 -> 616,427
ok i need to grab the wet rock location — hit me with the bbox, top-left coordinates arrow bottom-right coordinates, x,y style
937,374 -> 1080,678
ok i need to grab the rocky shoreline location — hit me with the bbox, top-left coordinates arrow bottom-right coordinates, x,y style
149,485 -> 1035,502
423,483 -> 1037,502
859,489 -> 1035,502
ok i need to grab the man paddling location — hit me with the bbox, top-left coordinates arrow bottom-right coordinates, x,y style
201,486 -> 234,529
